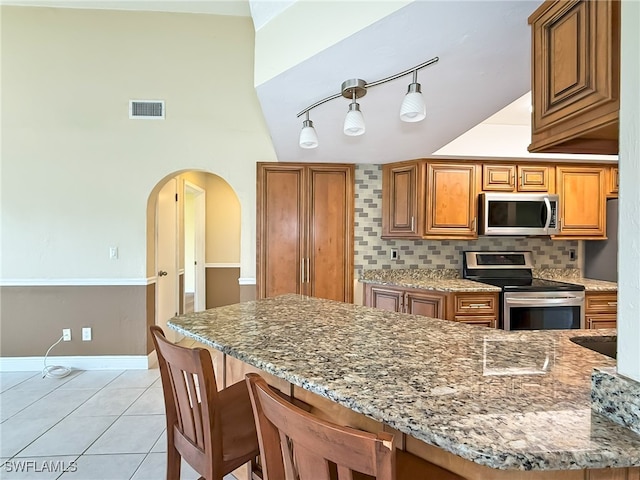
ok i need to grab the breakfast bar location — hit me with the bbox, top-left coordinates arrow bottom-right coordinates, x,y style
168,294 -> 640,479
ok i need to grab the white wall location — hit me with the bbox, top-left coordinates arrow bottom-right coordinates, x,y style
617,0 -> 640,382
253,1 -> 410,86
0,6 -> 276,284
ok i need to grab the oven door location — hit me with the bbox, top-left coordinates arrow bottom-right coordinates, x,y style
503,291 -> 585,330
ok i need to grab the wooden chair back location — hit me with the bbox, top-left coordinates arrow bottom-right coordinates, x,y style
150,325 -> 222,479
246,372 -> 395,480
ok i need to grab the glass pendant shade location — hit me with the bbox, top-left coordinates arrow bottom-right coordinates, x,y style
299,119 -> 318,149
343,102 -> 365,136
400,83 -> 426,123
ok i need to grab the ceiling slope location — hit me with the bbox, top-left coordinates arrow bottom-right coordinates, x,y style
255,0 -> 540,164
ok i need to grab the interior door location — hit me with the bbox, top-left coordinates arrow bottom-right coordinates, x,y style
156,178 -> 180,342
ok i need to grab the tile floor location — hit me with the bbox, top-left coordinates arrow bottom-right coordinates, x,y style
0,366 -> 237,479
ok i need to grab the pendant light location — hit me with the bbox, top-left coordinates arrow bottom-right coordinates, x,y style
342,79 -> 366,136
400,70 -> 426,122
299,111 -> 318,149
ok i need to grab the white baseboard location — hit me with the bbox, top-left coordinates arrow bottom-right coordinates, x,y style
0,354 -> 157,372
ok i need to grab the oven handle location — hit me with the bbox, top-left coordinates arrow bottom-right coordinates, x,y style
543,196 -> 552,233
505,297 -> 583,305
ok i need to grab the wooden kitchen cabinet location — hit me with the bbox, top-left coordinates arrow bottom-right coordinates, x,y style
528,0 -> 620,155
555,166 -> 607,238
364,284 -> 446,319
482,164 -> 554,193
447,292 -> 499,328
608,166 -> 619,197
382,161 -> 424,239
425,163 -> 478,238
257,163 -> 354,302
585,291 -> 617,329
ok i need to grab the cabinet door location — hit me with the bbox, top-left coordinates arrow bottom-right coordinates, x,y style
528,0 -> 620,154
405,291 -> 445,319
307,166 -> 354,302
482,164 -> 516,192
518,165 -> 552,192
257,164 -> 305,298
425,163 -> 477,238
556,166 -> 606,237
365,286 -> 403,313
382,162 -> 423,238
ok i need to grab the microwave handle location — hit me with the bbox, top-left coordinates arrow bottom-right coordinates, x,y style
543,196 -> 552,233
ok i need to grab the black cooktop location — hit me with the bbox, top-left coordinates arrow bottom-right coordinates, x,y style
462,251 -> 585,292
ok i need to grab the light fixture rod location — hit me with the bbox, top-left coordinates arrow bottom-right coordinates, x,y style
296,56 -> 439,118
365,56 -> 438,88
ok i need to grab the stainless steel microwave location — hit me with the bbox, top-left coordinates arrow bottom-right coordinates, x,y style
478,193 -> 560,236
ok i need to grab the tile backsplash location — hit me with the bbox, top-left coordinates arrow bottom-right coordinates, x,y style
354,164 -> 579,276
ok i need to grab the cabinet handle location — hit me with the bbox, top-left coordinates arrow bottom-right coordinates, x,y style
464,303 -> 488,308
471,218 -> 476,231
300,259 -> 304,285
608,302 -> 617,306
511,174 -> 515,187
411,216 -> 415,232
520,174 -> 524,188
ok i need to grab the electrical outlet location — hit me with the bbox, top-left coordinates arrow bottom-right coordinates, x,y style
390,248 -> 399,260
82,327 -> 92,341
62,329 -> 71,341
569,249 -> 577,261
109,247 -> 118,260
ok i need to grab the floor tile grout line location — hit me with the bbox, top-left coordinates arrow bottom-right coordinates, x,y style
2,370 -> 151,462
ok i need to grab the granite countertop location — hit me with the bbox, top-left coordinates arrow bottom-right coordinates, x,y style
360,268 -> 617,293
359,268 -> 501,292
534,269 -> 618,292
168,294 -> 639,472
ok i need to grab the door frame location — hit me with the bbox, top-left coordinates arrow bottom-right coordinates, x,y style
184,181 -> 206,311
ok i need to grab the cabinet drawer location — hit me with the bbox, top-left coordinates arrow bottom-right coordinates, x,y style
454,316 -> 497,328
585,293 -> 617,314
453,293 -> 498,316
587,314 -> 617,329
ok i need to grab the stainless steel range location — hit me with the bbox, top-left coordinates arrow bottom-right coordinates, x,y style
462,251 -> 585,330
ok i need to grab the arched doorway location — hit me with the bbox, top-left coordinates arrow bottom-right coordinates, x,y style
147,170 -> 241,343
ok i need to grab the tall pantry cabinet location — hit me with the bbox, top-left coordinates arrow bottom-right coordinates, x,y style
257,163 -> 354,303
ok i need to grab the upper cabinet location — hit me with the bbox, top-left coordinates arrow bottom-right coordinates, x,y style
528,0 -> 620,154
482,164 -> 554,193
425,163 -> 478,239
554,165 -> 606,238
382,161 -> 424,239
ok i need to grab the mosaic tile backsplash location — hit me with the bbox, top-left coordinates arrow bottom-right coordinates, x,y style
354,164 -> 580,276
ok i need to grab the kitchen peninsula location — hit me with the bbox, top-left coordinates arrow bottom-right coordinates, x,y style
168,294 -> 640,479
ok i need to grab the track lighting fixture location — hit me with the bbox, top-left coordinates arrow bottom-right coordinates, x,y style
296,56 -> 439,149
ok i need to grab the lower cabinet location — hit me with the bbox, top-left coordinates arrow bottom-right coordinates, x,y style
585,291 -> 617,329
364,284 -> 498,327
364,284 -> 446,319
447,292 -> 499,328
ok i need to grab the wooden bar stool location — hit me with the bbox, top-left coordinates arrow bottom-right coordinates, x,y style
245,373 -> 464,480
150,326 -> 260,480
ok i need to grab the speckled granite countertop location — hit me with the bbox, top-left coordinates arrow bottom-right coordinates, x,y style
168,294 -> 639,472
534,269 -> 618,292
359,269 -> 501,292
361,268 -> 617,292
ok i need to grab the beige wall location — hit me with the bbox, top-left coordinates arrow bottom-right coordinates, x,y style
0,6 -> 275,357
